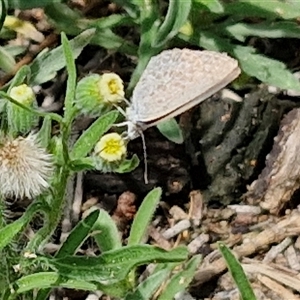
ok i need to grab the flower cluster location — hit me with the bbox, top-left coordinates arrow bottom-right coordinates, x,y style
74,72 -> 130,172
74,73 -> 125,116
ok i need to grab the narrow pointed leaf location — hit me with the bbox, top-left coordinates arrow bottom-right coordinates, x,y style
29,29 -> 95,85
56,209 -> 100,258
153,0 -> 192,47
128,188 -> 162,245
158,255 -> 201,300
70,110 -> 119,160
218,243 -> 256,300
92,209 -> 122,252
48,245 -> 188,284
13,272 -> 98,295
125,267 -> 173,300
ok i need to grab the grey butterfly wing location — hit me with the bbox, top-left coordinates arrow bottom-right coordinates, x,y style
130,48 -> 240,124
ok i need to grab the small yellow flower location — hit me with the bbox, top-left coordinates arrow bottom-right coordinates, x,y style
9,84 -> 35,105
99,73 -> 125,104
95,133 -> 126,163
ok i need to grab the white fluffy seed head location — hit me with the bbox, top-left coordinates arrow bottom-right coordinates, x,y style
0,134 -> 54,199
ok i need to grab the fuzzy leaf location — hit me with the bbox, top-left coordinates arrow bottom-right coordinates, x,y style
13,272 -> 98,295
92,209 -> 122,252
234,46 -> 300,91
157,118 -> 184,144
48,245 -> 188,284
29,29 -> 95,85
115,154 -> 139,173
128,188 -> 162,245
70,110 -> 119,160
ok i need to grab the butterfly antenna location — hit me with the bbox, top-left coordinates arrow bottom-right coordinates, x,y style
139,129 -> 148,184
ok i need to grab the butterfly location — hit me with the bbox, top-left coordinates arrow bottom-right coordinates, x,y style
125,48 -> 241,140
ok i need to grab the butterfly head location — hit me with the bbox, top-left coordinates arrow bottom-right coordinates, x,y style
124,106 -> 140,140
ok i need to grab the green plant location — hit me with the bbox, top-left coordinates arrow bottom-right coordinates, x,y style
0,31 -> 200,299
1,1 -> 300,298
3,0 -> 300,141
219,242 -> 257,300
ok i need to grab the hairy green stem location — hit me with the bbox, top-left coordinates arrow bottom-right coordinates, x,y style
26,167 -> 70,251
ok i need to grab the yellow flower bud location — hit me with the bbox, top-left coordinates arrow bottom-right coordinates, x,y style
8,84 -> 38,133
9,84 -> 35,106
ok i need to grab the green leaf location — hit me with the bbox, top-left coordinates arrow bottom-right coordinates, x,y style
0,217 -> 27,250
157,118 -> 184,144
92,209 -> 122,252
125,268 -> 172,300
56,209 -> 100,258
37,116 -> 52,149
127,0 -> 160,93
34,210 -> 100,300
219,243 -> 256,300
7,65 -> 30,93
111,0 -> 139,18
153,0 -> 192,48
29,28 -> 95,85
178,26 -> 233,53
61,32 -> 77,123
91,14 -> 135,29
13,272 -> 98,295
0,0 -> 6,32
35,210 -> 100,300
226,21 -> 300,42
8,0 -> 62,10
45,4 -> 137,55
44,3 -> 83,35
0,46 -> 15,73
48,245 -> 188,284
0,202 -> 39,250
2,45 -> 26,56
128,188 -> 162,245
49,136 -> 64,166
194,0 -> 224,13
157,255 -> 202,300
115,154 -> 139,173
97,280 -> 130,298
69,157 -> 96,172
70,110 -> 119,160
225,0 -> 300,20
92,28 -> 137,54
234,45 -> 300,91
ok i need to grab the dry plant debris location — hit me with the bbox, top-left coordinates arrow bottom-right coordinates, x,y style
247,108 -> 300,214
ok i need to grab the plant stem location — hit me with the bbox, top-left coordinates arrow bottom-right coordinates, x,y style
26,166 -> 70,251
